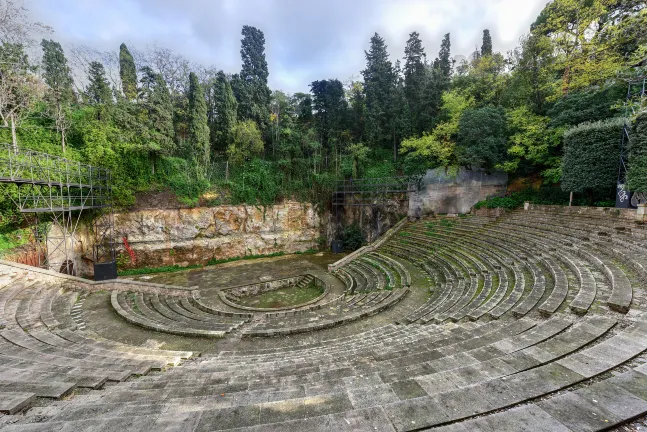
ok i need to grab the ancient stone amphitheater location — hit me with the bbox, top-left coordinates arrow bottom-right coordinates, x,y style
0,205 -> 646,431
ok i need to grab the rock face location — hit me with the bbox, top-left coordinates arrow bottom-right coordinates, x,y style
112,201 -> 321,269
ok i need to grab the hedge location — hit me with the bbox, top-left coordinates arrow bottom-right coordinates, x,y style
627,113 -> 647,192
561,118 -> 624,193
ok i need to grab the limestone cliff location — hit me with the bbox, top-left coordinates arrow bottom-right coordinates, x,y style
112,201 -> 321,269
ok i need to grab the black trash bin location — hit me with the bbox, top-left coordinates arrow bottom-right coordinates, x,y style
94,261 -> 118,281
331,240 -> 343,253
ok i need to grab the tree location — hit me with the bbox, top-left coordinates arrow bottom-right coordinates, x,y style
362,33 -> 396,149
0,0 -> 51,46
310,79 -> 348,150
139,66 -> 175,171
119,43 -> 137,101
481,29 -> 493,56
227,120 -> 264,166
85,61 -> 112,105
436,33 -> 452,78
0,42 -> 43,149
400,90 -> 473,168
456,106 -> 507,170
561,118 -> 624,200
348,142 -> 369,178
237,26 -> 270,130
627,113 -> 647,192
210,71 -> 237,153
418,34 -> 452,132
187,71 -> 210,173
403,31 -> 426,135
41,39 -> 74,152
502,106 -> 562,181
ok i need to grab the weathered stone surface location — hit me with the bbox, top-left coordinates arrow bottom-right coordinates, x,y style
108,201 -> 321,269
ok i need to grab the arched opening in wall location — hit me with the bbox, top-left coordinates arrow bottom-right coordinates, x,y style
59,259 -> 76,276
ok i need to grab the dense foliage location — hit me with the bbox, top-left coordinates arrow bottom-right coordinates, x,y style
0,0 -> 646,227
561,118 -> 624,198
628,113 -> 647,192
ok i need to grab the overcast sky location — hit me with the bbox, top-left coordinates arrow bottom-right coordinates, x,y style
28,0 -> 550,93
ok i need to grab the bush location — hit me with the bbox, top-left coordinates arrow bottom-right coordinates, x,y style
561,118 -> 623,197
340,223 -> 364,251
628,113 -> 647,192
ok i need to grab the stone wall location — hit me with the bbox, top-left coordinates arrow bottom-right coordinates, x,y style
111,201 -> 321,269
524,203 -> 639,221
409,167 -> 508,216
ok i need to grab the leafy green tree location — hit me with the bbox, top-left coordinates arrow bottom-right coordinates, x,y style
348,142 -> 369,178
210,71 -> 238,153
292,92 -> 313,127
310,79 -> 348,150
227,120 -> 264,166
400,90 -> 473,168
561,118 -> 624,200
85,61 -> 112,105
628,113 -> 647,192
502,106 -> 562,181
547,84 -> 625,128
347,81 -> 365,143
119,43 -> 137,101
362,33 -> 396,149
481,29 -> 493,56
0,42 -> 42,149
187,71 -> 210,173
403,31 -> 426,135
41,39 -> 74,152
237,26 -> 271,131
456,106 -> 507,170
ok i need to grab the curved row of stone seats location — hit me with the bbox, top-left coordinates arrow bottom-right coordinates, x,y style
490,215 -> 628,312
9,309 -> 646,431
241,288 -> 409,337
0,268 -> 197,415
334,250 -> 411,295
111,291 -> 248,338
501,210 -> 636,312
399,215 -> 606,319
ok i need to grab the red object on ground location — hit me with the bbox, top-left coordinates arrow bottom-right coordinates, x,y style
122,237 -> 136,264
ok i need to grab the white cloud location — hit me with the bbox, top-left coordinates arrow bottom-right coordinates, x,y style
26,0 -> 550,93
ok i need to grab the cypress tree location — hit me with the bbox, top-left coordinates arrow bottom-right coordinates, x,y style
85,61 -> 111,105
403,31 -> 426,135
362,32 -> 396,149
187,71 -> 210,173
41,39 -> 74,152
238,26 -> 270,130
41,39 -> 74,102
211,71 -> 238,152
140,67 -> 175,156
119,43 -> 137,101
481,29 -> 493,56
437,33 -> 452,79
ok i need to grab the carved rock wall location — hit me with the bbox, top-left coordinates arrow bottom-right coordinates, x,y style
112,201 -> 321,269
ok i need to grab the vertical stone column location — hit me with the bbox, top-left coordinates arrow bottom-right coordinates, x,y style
636,203 -> 647,222
524,202 -> 530,211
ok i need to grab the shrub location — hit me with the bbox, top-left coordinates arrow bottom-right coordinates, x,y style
340,223 -> 364,251
561,118 -> 623,198
628,113 -> 647,192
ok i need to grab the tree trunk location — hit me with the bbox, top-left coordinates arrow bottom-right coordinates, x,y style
61,128 -> 66,154
10,114 -> 17,153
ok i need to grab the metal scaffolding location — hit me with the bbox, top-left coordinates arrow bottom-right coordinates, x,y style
0,143 -> 116,277
331,176 -> 420,243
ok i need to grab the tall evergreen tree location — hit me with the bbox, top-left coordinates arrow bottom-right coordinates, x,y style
85,61 -> 111,105
403,31 -> 426,135
119,43 -> 137,101
41,39 -> 74,152
481,29 -> 493,56
187,71 -> 210,174
211,71 -> 238,153
419,34 -> 452,133
437,33 -> 452,78
310,79 -> 347,150
140,66 -> 175,162
237,26 -> 270,131
362,32 -> 396,149
391,60 -> 411,160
